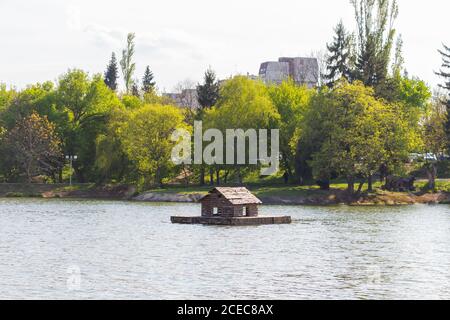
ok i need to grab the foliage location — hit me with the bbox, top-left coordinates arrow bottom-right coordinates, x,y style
7,112 -> 62,182
142,66 -> 156,94
324,21 -> 353,86
268,80 -> 312,179
104,52 -> 119,91
196,68 -> 220,111
302,80 -> 414,193
120,33 -> 136,94
117,104 -> 188,186
351,0 -> 399,88
203,76 -> 280,183
56,69 -> 122,181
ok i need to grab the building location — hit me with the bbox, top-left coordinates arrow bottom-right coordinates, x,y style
200,187 -> 262,217
171,187 -> 291,225
163,89 -> 201,109
259,57 -> 319,87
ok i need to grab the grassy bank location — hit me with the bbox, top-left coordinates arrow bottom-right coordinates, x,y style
2,179 -> 450,206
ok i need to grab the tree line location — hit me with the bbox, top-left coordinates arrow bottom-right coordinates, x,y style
0,0 -> 449,194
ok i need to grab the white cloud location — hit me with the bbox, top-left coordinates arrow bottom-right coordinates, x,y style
66,5 -> 81,31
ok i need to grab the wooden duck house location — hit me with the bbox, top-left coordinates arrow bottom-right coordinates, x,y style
171,187 -> 291,226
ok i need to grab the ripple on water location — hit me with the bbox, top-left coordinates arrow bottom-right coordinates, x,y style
0,199 -> 450,299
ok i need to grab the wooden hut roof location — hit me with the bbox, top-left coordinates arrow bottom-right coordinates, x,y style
201,187 -> 262,205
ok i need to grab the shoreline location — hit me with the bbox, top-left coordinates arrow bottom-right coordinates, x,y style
1,183 -> 449,206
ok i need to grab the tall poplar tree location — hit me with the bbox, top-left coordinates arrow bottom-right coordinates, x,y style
351,0 -> 399,87
120,33 -> 136,94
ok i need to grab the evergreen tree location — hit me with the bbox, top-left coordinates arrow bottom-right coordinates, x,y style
324,21 -> 352,86
131,80 -> 140,97
196,68 -> 220,186
142,66 -> 156,93
436,44 -> 450,149
436,44 -> 450,92
196,68 -> 220,110
104,53 -> 119,91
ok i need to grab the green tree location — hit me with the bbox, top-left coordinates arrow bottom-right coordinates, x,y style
56,69 -> 122,182
131,80 -> 140,97
120,33 -> 136,94
197,68 -> 220,111
421,98 -> 447,190
104,52 -> 119,91
196,68 -> 220,184
204,76 -> 280,184
303,80 -> 414,194
436,44 -> 450,149
351,0 -> 399,88
268,80 -> 312,181
324,21 -> 353,86
117,104 -> 188,187
142,66 -> 156,94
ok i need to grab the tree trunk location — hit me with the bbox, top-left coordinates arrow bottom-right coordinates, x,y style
199,166 -> 205,186
209,168 -> 214,186
236,167 -> 243,185
216,169 -> 220,186
426,163 -> 437,191
347,176 -> 355,194
357,179 -> 365,194
368,175 -> 373,192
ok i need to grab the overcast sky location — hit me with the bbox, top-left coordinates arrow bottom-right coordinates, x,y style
0,0 -> 448,92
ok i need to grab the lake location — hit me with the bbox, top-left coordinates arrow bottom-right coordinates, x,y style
0,198 -> 449,299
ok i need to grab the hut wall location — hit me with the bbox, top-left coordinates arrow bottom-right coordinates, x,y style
201,202 -> 213,217
233,205 -> 244,217
246,205 -> 259,217
200,192 -> 233,217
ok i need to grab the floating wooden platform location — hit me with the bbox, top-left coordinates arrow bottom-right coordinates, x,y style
170,215 -> 292,226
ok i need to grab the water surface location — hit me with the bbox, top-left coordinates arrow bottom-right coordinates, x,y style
0,198 -> 449,299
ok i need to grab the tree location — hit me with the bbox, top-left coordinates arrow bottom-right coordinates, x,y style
131,80 -> 140,97
56,69 -> 122,182
436,44 -> 450,92
8,112 -> 63,182
351,0 -> 399,88
392,35 -> 405,76
268,80 -> 313,181
324,21 -> 353,86
197,68 -> 220,111
117,104 -> 188,187
142,66 -> 156,94
436,44 -> 450,149
120,33 -> 136,94
203,76 -> 280,184
0,82 -> 57,131
196,68 -> 220,185
303,80 -> 413,194
421,97 -> 447,190
104,52 -> 119,91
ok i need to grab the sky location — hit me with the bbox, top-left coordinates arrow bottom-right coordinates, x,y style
0,0 -> 448,92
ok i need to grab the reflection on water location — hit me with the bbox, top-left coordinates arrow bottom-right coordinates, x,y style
0,198 -> 449,299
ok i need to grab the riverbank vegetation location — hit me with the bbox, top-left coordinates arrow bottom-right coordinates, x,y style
1,0 -> 450,200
